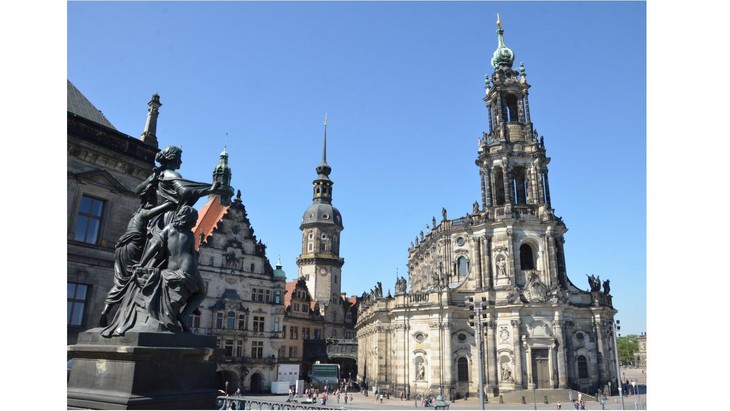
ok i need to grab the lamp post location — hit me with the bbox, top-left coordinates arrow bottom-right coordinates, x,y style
467,296 -> 487,410
611,320 -> 625,410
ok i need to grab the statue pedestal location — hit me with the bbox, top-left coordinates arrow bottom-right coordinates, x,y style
67,329 -> 220,409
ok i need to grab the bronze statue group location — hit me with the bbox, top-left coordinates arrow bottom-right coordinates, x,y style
99,146 -> 231,337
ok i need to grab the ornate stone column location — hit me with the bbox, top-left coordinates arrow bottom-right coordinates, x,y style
504,161 -> 514,205
553,318 -> 568,388
507,229 -> 518,286
443,320 -> 453,389
550,340 -> 557,388
511,320 -> 523,387
473,237 -> 483,290
486,319 -> 498,390
485,234 -> 493,290
523,336 -> 533,389
593,318 -> 608,383
545,227 -> 558,289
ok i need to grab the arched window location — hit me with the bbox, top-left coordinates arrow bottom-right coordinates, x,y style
512,166 -> 528,204
505,94 -> 520,122
494,167 -> 505,205
520,244 -> 535,270
226,311 -> 236,329
577,355 -> 589,378
457,256 -> 469,280
457,357 -> 469,382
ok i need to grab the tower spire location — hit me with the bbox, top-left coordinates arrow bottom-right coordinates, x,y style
212,145 -> 234,205
140,93 -> 161,148
323,113 -> 328,164
315,114 -> 332,180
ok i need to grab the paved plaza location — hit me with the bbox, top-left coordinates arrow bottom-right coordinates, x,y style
236,392 -> 646,410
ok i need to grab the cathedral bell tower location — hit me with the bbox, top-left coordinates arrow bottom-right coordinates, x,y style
296,115 -> 345,308
477,15 -> 569,289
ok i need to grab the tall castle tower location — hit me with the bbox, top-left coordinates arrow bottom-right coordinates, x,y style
296,116 -> 345,308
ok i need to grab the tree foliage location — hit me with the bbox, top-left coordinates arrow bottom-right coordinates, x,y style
617,335 -> 639,364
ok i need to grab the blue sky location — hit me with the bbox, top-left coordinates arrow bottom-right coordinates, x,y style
67,1 -> 646,335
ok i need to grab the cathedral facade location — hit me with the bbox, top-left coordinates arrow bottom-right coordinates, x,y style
355,19 -> 618,399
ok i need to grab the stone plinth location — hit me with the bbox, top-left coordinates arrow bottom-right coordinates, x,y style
67,329 -> 220,409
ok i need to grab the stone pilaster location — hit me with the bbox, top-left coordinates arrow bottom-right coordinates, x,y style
511,320 -> 523,387
553,318 -> 568,388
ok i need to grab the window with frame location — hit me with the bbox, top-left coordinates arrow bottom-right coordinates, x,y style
278,346 -> 286,359
274,290 -> 282,304
224,339 -> 234,357
238,313 -> 247,330
290,326 -> 298,340
235,340 -> 244,357
253,316 -> 265,332
67,282 -> 89,326
302,328 -> 310,340
302,304 -> 309,313
74,195 -> 105,244
314,329 -> 322,339
273,317 -> 280,332
188,312 -> 201,329
457,357 -> 469,382
577,355 -> 589,378
216,312 -> 224,329
293,303 -> 300,312
226,311 -> 236,329
457,256 -> 469,280
265,290 -> 271,303
289,346 -> 298,358
520,244 -> 535,270
251,341 -> 263,359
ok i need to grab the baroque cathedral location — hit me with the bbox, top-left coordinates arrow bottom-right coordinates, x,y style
355,18 -> 618,399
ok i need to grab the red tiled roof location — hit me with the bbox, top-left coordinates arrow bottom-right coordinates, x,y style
284,280 -> 298,307
193,196 -> 229,250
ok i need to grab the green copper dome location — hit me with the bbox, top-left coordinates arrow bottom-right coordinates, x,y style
273,257 -> 287,278
490,16 -> 515,69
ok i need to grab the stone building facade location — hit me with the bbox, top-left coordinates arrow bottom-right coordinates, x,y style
355,19 -> 619,399
191,151 -> 288,394
67,80 -> 158,345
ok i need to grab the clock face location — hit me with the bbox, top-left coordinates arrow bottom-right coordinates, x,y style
320,268 -> 327,275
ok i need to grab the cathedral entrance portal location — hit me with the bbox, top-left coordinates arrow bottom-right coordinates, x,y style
531,349 -> 550,388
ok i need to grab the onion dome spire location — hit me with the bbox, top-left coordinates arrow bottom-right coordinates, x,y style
490,14 -> 515,69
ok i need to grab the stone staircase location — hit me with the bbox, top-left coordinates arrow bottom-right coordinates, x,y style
487,388 -> 597,405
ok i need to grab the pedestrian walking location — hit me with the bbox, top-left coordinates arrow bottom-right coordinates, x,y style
568,390 -> 573,403
557,401 -> 562,409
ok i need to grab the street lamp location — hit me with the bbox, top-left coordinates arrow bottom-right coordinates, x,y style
611,320 -> 625,410
467,296 -> 487,410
